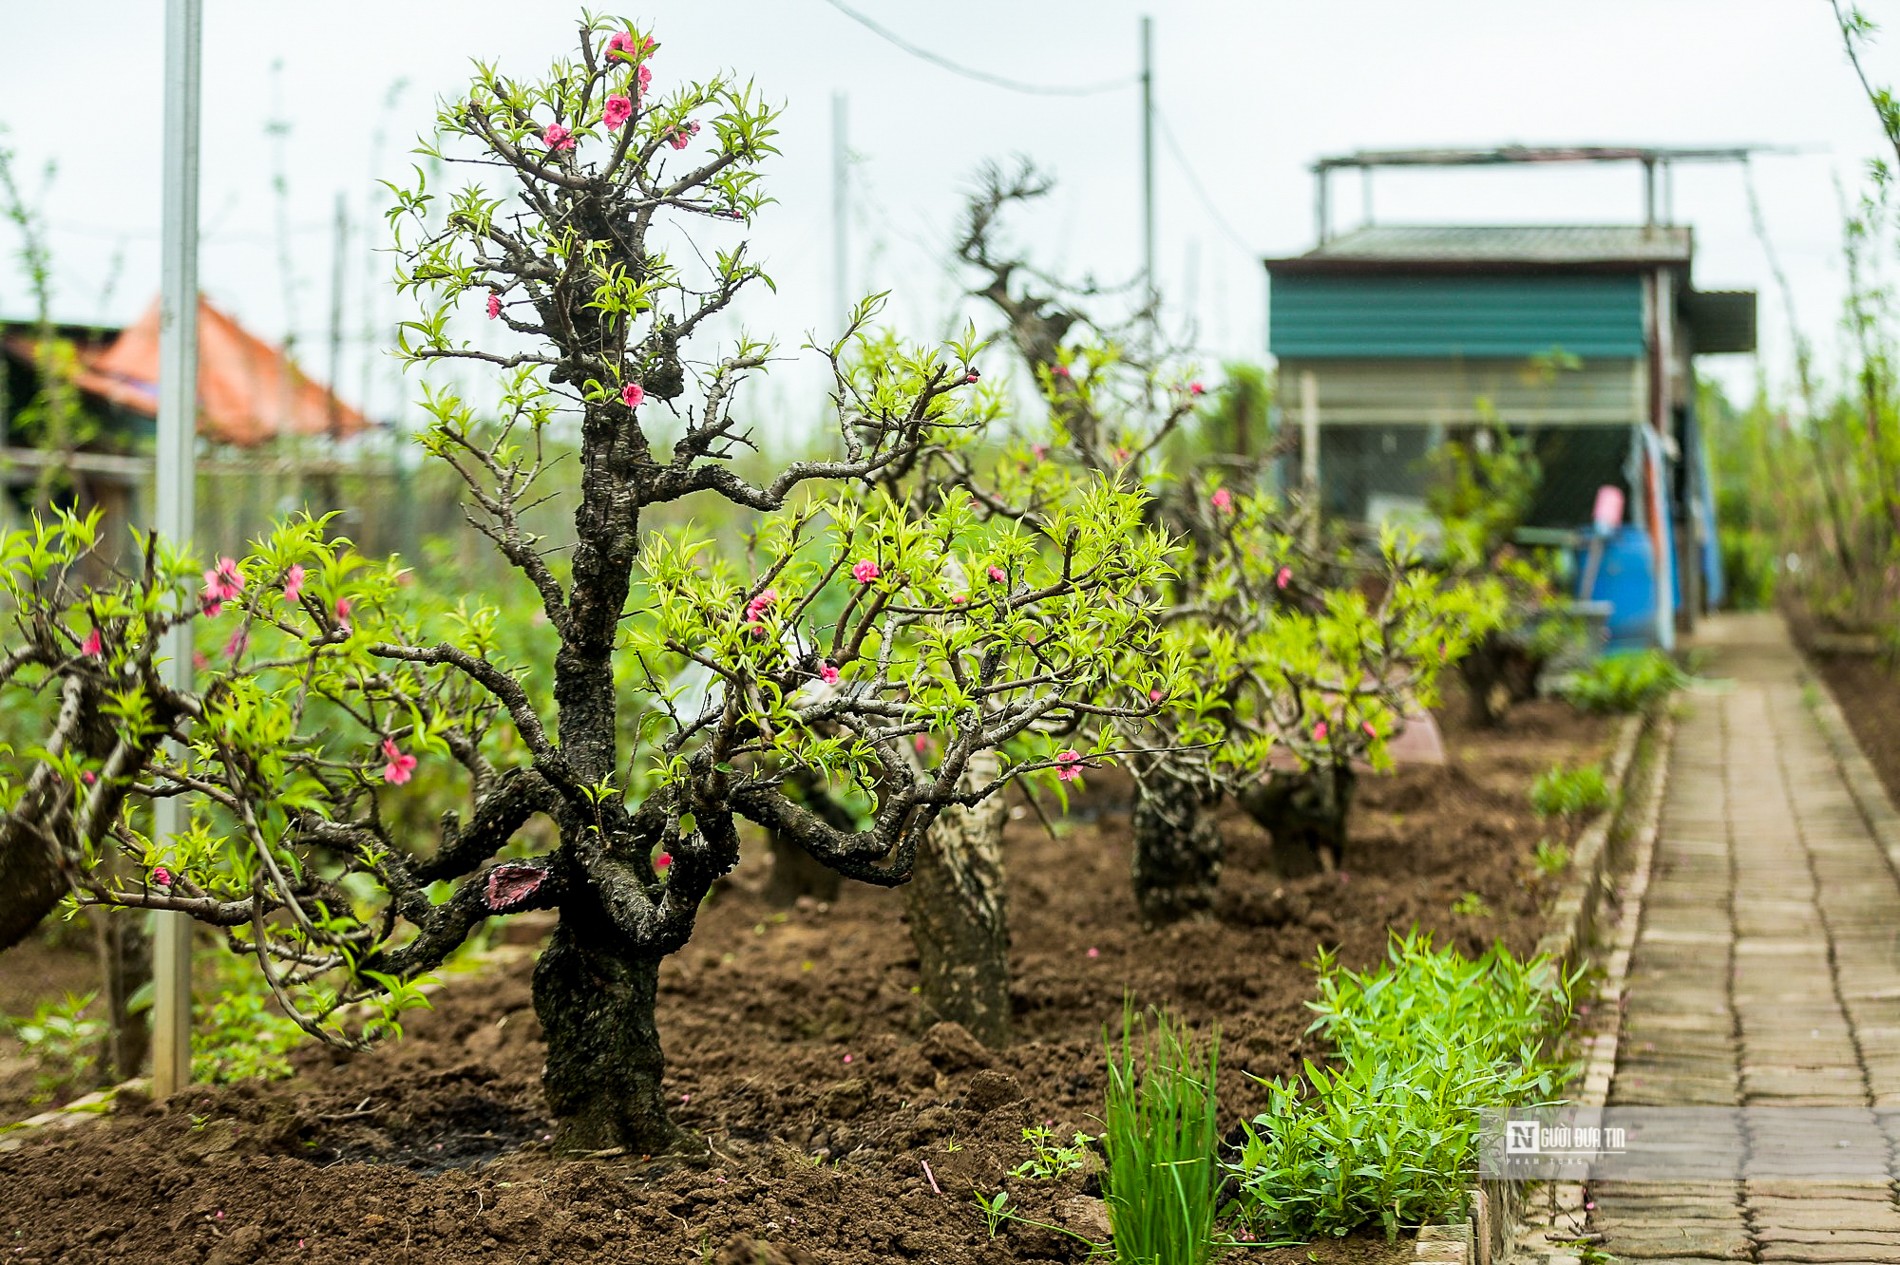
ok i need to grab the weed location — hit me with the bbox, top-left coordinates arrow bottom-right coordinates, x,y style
1226,933 -> 1576,1241
973,1189 -> 1011,1239
1557,650 -> 1684,714
1011,1125 -> 1096,1180
1533,838 -> 1571,878
1451,891 -> 1493,918
1531,762 -> 1613,821
2,992 -> 103,1102
1103,1003 -> 1221,1265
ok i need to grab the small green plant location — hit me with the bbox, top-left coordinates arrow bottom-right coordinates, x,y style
1533,838 -> 1571,878
1011,1125 -> 1096,1179
973,1188 -> 1012,1239
1531,763 -> 1613,821
3,991 -> 105,1102
1451,891 -> 1492,918
190,954 -> 308,1084
1557,650 -> 1684,714
1226,933 -> 1576,1241
1103,1004 -> 1221,1265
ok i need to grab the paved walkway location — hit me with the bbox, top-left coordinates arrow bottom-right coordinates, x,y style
1593,614 -> 1900,1262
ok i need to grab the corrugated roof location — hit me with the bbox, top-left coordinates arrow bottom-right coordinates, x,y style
1294,224 -> 1693,266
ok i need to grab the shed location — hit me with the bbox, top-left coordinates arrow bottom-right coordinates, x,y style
1265,152 -> 1760,646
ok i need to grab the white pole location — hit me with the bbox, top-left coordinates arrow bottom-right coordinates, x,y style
831,92 -> 848,332
1140,16 -> 1155,301
152,0 -> 203,1101
1300,369 -> 1321,548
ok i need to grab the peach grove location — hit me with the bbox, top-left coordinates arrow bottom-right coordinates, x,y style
0,16 -> 1502,1154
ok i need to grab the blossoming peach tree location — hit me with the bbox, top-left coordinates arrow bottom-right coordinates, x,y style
0,20 -> 1173,1152
957,163 -> 1503,919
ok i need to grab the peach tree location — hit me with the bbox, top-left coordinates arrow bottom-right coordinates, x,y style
0,20 -> 1173,1152
956,163 -> 1502,920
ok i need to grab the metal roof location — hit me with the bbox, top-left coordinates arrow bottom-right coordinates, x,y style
1286,224 -> 1693,267
1312,145 -> 1786,172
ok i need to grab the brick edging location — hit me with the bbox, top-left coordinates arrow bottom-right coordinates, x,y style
1425,704 -> 1672,1265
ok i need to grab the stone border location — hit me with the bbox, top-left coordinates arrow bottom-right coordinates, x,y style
1800,667 -> 1900,882
1413,704 -> 1670,1265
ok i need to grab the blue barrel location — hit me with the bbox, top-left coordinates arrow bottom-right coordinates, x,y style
1575,525 -> 1657,651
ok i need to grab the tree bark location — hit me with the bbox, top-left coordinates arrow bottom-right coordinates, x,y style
94,912 -> 151,1083
904,750 -> 1010,1047
1130,772 -> 1224,927
0,829 -> 65,953
762,769 -> 849,908
1238,763 -> 1357,878
532,919 -> 677,1154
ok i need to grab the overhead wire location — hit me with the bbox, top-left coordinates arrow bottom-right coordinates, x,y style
1153,105 -> 1254,257
819,0 -> 1137,97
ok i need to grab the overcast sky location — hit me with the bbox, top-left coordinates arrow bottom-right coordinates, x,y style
0,1 -> 1892,436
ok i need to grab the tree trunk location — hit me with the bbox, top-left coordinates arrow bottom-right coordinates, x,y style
1130,772 -> 1224,927
0,828 -> 65,953
762,769 -> 849,908
532,919 -> 676,1154
904,750 -> 1010,1047
765,834 -> 843,907
1457,638 -> 1510,728
1238,763 -> 1357,878
93,912 -> 151,1083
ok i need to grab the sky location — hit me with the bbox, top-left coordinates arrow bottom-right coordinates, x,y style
0,0 -> 1893,439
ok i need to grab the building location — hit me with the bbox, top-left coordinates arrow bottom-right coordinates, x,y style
1264,146 -> 1760,647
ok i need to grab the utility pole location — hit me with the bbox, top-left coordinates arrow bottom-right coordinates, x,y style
1140,16 -> 1155,301
153,0 -> 203,1102
832,92 -> 849,331
320,191 -> 348,512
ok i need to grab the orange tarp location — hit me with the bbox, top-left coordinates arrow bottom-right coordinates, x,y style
71,295 -> 374,448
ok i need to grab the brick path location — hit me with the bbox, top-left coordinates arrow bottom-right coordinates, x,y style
1592,614 -> 1900,1262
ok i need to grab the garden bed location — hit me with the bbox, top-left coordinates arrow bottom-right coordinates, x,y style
1785,605 -> 1900,810
0,697 -> 1612,1265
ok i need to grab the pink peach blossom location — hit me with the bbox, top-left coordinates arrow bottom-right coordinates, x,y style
621,381 -> 646,409
152,866 -> 172,887
543,123 -> 575,152
655,851 -> 672,871
283,563 -> 305,603
1030,443 -> 1048,461
986,565 -> 1006,583
1276,566 -> 1291,590
852,559 -> 880,584
486,292 -> 501,320
81,770 -> 96,785
335,597 -> 352,634
605,31 -> 640,59
1313,721 -> 1329,742
223,626 -> 248,660
381,738 -> 417,785
603,94 -> 632,131
913,734 -> 929,754
637,63 -> 653,96
1211,488 -> 1233,512
1188,381 -> 1206,396
1086,946 -> 1099,959
81,628 -> 103,657
819,662 -> 840,685
667,120 -> 700,150
1055,750 -> 1083,782
1052,364 -> 1071,378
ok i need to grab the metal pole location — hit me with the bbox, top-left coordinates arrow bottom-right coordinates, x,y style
153,0 -> 202,1102
1140,15 -> 1155,299
1643,157 -> 1657,229
831,92 -> 848,331
1315,166 -> 1330,245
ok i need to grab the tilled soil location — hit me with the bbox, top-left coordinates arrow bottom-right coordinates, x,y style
0,697 -> 1609,1264
1786,606 -> 1900,809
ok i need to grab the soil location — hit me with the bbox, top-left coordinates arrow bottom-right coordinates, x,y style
1785,605 -> 1900,808
0,694 -> 1611,1265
